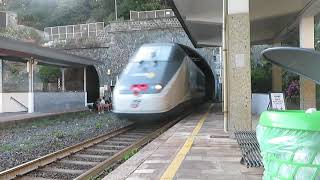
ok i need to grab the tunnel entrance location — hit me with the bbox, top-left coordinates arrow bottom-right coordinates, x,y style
86,66 -> 100,103
178,44 -> 215,101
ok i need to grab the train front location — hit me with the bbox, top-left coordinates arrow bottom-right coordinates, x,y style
112,44 -> 183,120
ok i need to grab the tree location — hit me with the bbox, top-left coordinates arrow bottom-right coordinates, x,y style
5,0 -> 169,30
117,0 -> 164,19
251,61 -> 272,93
39,66 -> 61,91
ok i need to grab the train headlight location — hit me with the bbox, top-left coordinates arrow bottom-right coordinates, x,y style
154,84 -> 163,90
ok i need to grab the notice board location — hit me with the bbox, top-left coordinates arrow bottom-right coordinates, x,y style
269,93 -> 286,110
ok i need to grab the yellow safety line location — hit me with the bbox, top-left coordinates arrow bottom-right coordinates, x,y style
160,104 -> 213,180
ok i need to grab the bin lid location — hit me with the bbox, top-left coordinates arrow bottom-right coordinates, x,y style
259,110 -> 320,131
261,47 -> 320,85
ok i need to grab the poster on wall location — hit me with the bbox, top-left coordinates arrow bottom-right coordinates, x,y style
269,93 -> 286,110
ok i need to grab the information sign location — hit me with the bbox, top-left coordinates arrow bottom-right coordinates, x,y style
269,93 -> 286,110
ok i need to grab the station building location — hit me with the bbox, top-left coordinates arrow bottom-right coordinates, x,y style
171,0 -> 320,131
0,37 -> 101,113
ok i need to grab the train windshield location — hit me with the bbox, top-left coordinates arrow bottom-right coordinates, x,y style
117,45 -> 184,94
131,46 -> 173,62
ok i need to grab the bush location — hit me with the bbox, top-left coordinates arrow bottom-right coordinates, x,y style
251,63 -> 272,93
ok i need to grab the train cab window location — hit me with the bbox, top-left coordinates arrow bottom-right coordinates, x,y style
131,45 -> 173,62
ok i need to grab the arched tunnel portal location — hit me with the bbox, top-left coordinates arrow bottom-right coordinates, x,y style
178,44 -> 215,101
86,65 -> 100,103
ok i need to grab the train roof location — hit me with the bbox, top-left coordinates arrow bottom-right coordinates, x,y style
139,43 -> 210,62
143,43 -> 215,99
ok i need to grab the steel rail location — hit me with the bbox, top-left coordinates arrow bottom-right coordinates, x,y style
1,111 -> 190,180
0,124 -> 134,180
75,117 -> 184,180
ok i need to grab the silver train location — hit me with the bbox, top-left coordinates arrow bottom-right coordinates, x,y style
113,43 -> 206,120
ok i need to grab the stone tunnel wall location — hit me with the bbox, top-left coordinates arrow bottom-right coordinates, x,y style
65,18 -> 219,88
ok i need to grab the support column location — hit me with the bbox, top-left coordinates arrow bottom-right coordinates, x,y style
0,60 -> 3,113
300,16 -> 316,109
272,43 -> 282,92
27,60 -> 34,113
226,0 -> 251,130
61,68 -> 65,92
272,65 -> 282,92
84,67 -> 87,106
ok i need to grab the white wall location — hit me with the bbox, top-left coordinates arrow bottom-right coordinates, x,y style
1,93 -> 29,112
252,93 -> 269,115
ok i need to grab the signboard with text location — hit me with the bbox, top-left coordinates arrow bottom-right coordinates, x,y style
269,93 -> 286,110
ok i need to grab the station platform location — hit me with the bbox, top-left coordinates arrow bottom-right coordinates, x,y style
0,108 -> 87,129
105,103 -> 263,180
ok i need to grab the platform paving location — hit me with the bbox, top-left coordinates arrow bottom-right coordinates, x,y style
104,104 -> 263,180
0,108 -> 87,129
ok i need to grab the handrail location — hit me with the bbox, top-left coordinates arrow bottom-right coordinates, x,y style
10,97 -> 28,111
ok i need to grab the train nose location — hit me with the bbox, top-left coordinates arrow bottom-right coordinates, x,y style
130,84 -> 149,96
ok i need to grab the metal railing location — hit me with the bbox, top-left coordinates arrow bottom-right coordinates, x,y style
10,96 -> 28,112
130,9 -> 175,20
44,22 -> 105,41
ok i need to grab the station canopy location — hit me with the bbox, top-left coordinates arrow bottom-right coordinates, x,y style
0,37 -> 102,67
170,0 -> 320,47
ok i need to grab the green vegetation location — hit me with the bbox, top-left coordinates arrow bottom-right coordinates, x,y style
52,130 -> 65,139
95,121 -> 103,129
251,59 -> 272,93
38,65 -> 61,91
122,148 -> 138,161
2,0 -> 170,30
39,66 -> 61,83
0,26 -> 42,42
29,111 -> 91,128
19,140 -> 37,151
0,144 -> 14,152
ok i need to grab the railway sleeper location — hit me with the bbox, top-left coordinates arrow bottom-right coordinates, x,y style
58,160 -> 98,166
51,161 -> 93,170
118,134 -> 144,139
103,141 -> 133,146
94,144 -> 126,150
65,156 -> 103,163
124,132 -> 149,136
86,148 -> 118,154
39,167 -> 85,175
72,154 -> 109,160
109,137 -> 140,142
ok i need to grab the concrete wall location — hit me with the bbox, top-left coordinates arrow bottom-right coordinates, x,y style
34,92 -> 85,113
1,92 -> 28,112
65,18 -> 219,90
252,93 -> 269,115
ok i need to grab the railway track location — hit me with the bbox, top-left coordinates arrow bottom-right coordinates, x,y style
0,116 -> 185,180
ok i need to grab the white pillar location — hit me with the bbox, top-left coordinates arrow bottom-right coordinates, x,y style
0,59 -> 3,113
226,0 -> 251,130
299,16 -> 316,109
84,67 -> 87,106
61,68 -> 65,92
27,60 -> 34,113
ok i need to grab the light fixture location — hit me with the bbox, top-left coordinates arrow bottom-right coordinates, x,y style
154,84 -> 162,90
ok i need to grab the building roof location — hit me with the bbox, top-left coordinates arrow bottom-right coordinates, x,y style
0,37 -> 102,67
170,0 -> 320,47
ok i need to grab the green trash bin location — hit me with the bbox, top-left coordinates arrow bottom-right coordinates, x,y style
257,110 -> 320,180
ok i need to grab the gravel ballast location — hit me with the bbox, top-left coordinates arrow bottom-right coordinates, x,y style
0,111 -> 131,172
